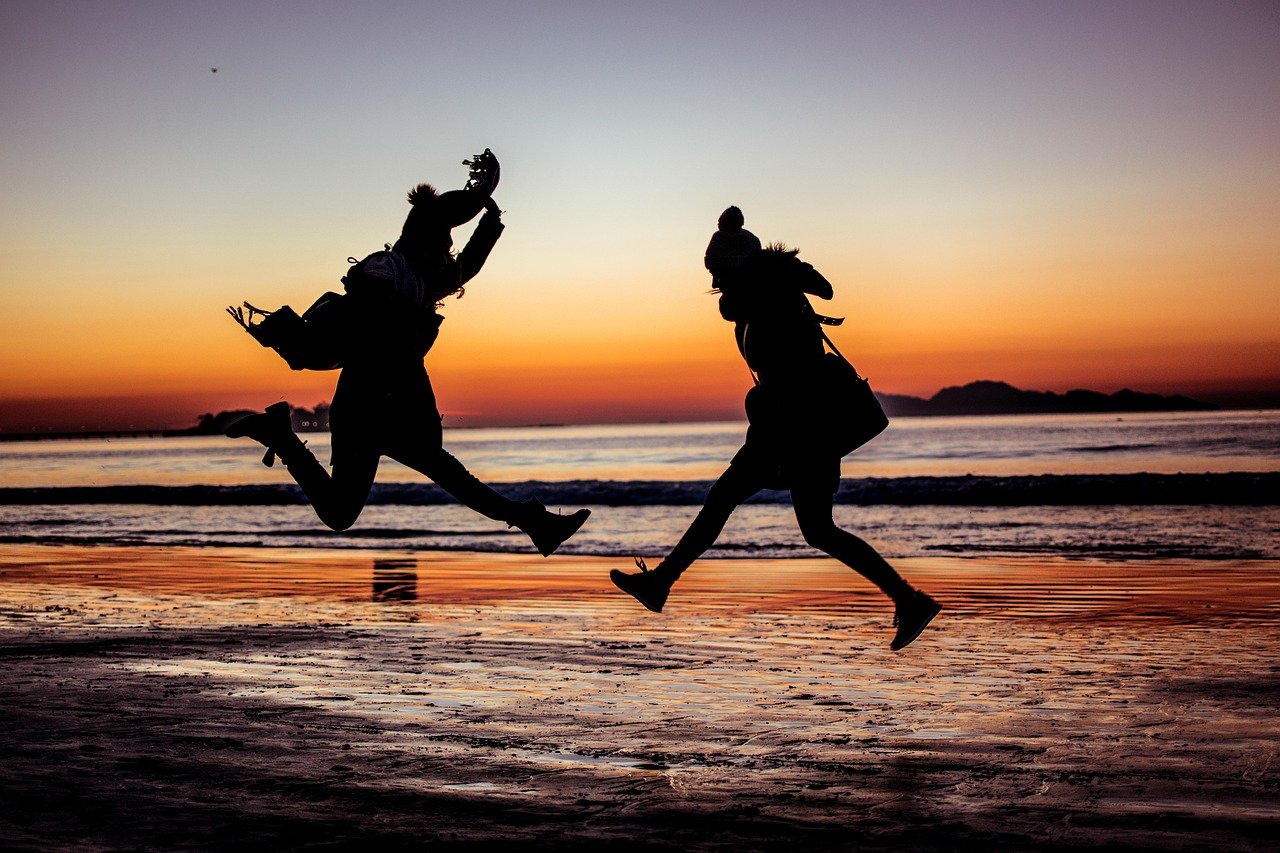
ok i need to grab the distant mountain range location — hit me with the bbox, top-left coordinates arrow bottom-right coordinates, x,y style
877,380 -> 1215,417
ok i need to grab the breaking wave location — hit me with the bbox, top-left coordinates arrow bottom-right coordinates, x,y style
1,473 -> 1276,507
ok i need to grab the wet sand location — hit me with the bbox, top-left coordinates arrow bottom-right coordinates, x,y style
1,544 -> 1277,850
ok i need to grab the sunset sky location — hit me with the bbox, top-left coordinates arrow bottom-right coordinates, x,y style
2,1 -> 1278,431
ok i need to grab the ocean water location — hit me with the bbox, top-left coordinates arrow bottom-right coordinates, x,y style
1,411 -> 1277,560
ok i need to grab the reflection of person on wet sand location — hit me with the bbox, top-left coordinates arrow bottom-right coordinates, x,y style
225,150 -> 589,557
373,558 -> 417,602
611,207 -> 940,650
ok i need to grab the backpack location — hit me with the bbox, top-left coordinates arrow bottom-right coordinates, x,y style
341,247 -> 425,307
230,243 -> 448,371
227,292 -> 350,371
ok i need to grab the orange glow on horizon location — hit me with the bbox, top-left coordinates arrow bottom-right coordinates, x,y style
4,333 -> 1277,434
2,244 -> 1278,432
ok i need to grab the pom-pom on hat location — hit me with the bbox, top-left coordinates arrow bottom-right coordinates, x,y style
704,205 -> 762,273
406,183 -> 489,228
718,206 -> 745,230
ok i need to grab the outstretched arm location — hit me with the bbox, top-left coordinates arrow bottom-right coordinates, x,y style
456,197 -> 505,286
798,260 -> 834,300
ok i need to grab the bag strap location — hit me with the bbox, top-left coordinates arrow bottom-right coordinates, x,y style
804,297 -> 867,381
737,322 -> 761,386
739,299 -> 867,387
817,325 -> 847,361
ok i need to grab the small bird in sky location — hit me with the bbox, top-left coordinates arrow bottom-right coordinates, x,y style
211,67 -> 218,74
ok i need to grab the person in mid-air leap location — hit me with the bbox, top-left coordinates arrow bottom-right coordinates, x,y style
225,150 -> 589,556
610,207 -> 940,650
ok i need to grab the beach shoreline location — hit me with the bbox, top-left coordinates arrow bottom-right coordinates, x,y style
2,544 -> 1277,849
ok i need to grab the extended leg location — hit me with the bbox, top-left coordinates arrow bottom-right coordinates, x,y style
390,444 -> 589,556
393,444 -> 515,521
610,460 -> 762,612
791,485 -> 912,601
791,485 -> 939,650
657,461 -> 763,580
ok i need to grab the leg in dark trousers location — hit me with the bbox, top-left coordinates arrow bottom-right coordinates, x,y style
790,483 -> 913,604
289,434 -> 379,532
388,444 -> 519,523
389,442 -> 590,558
610,460 -> 762,611
655,460 -> 763,581
224,404 -> 379,533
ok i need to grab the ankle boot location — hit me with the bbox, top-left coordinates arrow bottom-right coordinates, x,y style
225,402 -> 299,467
890,590 -> 942,651
609,558 -> 675,613
512,498 -> 590,557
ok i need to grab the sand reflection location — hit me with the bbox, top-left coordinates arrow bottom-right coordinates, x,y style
372,557 -> 417,603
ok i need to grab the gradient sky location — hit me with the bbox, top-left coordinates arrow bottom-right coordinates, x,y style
2,0 -> 1278,430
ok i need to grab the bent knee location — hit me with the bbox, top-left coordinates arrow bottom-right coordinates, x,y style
317,504 -> 363,532
799,519 -> 841,550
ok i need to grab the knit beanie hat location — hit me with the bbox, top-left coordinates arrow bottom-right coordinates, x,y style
704,206 -> 762,273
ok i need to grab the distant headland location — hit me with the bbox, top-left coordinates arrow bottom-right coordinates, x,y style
876,380 -> 1217,418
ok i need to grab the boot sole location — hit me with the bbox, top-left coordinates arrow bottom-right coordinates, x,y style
535,508 -> 591,557
609,569 -> 666,613
224,402 -> 291,439
891,601 -> 942,651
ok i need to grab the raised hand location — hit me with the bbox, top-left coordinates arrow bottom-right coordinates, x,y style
462,148 -> 500,196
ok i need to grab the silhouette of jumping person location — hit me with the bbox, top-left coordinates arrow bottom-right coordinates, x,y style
610,207 -> 940,650
225,150 -> 590,556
